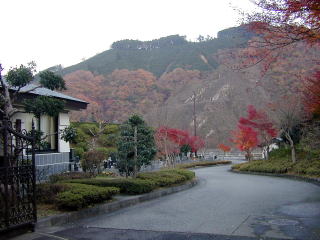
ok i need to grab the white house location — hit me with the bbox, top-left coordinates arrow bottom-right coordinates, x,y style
7,84 -> 88,175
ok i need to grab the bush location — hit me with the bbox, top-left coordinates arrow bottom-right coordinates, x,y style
49,172 -> 93,183
137,169 -> 195,187
68,178 -> 156,195
165,169 -> 195,180
232,147 -> 320,177
66,169 -> 195,195
36,183 -> 71,204
306,167 -> 320,176
235,159 -> 291,174
269,147 -> 291,159
81,150 -> 106,174
176,160 -> 231,169
55,183 -> 119,210
137,172 -> 184,187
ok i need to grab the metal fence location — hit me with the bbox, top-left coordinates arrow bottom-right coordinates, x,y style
0,119 -> 37,233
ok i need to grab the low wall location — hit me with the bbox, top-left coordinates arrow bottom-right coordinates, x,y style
35,152 -> 70,177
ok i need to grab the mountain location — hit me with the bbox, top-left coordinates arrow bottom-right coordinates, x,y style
56,26 -> 319,147
60,26 -> 252,77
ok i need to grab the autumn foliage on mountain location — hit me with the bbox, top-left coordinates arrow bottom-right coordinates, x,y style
64,69 -> 165,122
303,71 -> 320,118
57,22 -> 320,148
64,68 -> 203,122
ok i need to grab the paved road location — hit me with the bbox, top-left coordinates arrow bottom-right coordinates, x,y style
32,162 -> 320,240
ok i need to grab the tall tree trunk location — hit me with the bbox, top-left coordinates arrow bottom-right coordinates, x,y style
246,150 -> 252,161
133,126 -> 138,177
285,132 -> 296,163
291,145 -> 296,163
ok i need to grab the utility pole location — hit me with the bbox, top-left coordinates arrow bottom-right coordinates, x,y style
193,91 -> 197,157
133,125 -> 138,177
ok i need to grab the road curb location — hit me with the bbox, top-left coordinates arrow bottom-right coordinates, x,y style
36,178 -> 198,229
230,169 -> 320,186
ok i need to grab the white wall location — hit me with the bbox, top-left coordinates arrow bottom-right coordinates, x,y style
58,112 -> 70,153
11,112 -> 36,131
10,111 -> 71,153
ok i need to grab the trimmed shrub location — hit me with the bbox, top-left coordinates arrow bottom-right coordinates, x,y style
233,159 -> 291,174
165,169 -> 195,180
306,167 -> 320,176
232,147 -> 320,177
176,160 -> 231,169
49,172 -> 93,183
36,183 -> 71,204
68,178 -> 156,195
56,183 -> 119,210
137,172 -> 184,187
137,169 -> 195,187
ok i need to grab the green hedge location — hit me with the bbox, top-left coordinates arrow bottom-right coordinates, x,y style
49,172 -> 94,183
56,183 -> 119,210
232,147 -> 320,177
165,169 -> 195,180
176,160 -> 231,169
232,160 -> 291,174
67,169 -> 195,194
36,183 -> 71,204
137,169 -> 195,187
67,178 -> 156,195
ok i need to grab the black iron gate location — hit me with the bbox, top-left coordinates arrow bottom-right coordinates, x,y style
0,118 -> 36,233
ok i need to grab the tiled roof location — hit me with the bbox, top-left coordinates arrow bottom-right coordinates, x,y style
17,84 -> 88,104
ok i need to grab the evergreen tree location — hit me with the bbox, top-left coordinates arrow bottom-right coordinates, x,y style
116,115 -> 156,177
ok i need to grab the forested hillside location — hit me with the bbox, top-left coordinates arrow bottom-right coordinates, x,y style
55,25 -> 319,146
58,26 -> 252,77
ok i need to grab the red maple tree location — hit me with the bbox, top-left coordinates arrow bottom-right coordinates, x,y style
189,136 -> 205,153
155,126 -> 205,166
218,144 -> 231,153
231,125 -> 258,161
217,144 -> 231,160
239,105 -> 277,159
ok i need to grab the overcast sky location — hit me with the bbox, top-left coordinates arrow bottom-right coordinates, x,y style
0,0 -> 255,72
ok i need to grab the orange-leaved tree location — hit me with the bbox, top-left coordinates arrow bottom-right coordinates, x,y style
217,144 -> 231,160
231,125 -> 258,161
155,126 -> 190,167
239,105 -> 277,160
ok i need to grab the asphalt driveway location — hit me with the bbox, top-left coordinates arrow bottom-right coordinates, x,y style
26,162 -> 320,240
